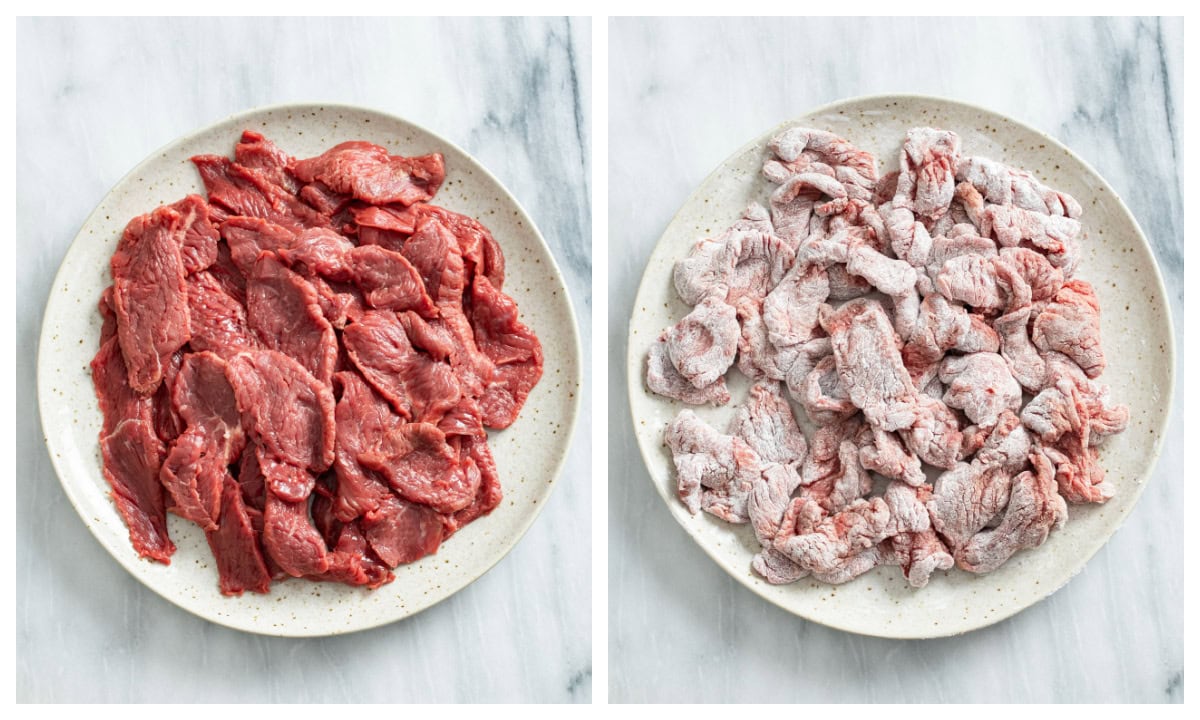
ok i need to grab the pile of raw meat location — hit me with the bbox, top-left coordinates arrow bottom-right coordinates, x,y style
91,131 -> 542,595
648,126 -> 1128,588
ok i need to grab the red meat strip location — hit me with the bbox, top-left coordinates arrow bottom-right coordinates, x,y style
361,495 -> 445,568
412,204 -> 506,290
169,194 -> 220,274
939,352 -> 1022,427
893,127 -> 960,221
337,246 -> 437,315
234,130 -> 299,193
257,447 -> 317,504
92,333 -> 153,437
331,371 -> 401,522
645,334 -> 730,406
470,276 -> 544,429
205,474 -> 272,595
111,205 -> 191,394
315,522 -> 394,589
821,299 -> 920,431
290,142 -> 444,206
225,349 -> 336,471
359,423 -> 479,513
445,434 -> 504,533
956,451 -> 1068,573
246,253 -> 338,385
1031,279 -> 1106,378
99,420 -> 174,563
185,271 -> 260,358
160,429 -> 226,530
262,491 -> 330,577
343,309 -> 462,423
663,296 -> 739,388
208,240 -> 247,305
221,216 -> 303,274
193,154 -> 328,229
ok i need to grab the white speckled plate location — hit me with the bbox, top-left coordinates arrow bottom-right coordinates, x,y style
38,103 -> 581,637
627,94 -> 1175,638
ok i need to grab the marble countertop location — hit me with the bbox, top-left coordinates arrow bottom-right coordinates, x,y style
16,17 -> 591,703
608,16 -> 1183,703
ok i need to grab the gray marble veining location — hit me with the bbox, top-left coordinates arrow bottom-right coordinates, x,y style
608,16 -> 1182,703
17,16 -> 591,703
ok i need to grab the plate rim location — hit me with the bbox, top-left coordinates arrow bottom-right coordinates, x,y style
625,91 -> 1177,639
37,100 -> 584,637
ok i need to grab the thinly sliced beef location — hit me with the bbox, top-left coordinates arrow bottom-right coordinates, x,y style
290,141 -> 445,206
111,205 -> 191,394
262,492 -> 329,577
344,309 -> 462,422
185,270 -> 260,358
362,495 -> 445,567
225,350 -> 336,471
470,276 -> 544,429
446,436 -> 504,532
234,130 -> 299,193
412,204 -> 506,289
170,195 -> 221,274
100,420 -> 174,563
359,423 -> 479,513
246,254 -> 338,385
332,371 -> 402,522
193,155 -> 328,229
205,474 -> 272,595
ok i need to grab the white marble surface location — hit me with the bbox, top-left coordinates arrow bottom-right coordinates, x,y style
609,17 -> 1182,703
16,17 -> 591,703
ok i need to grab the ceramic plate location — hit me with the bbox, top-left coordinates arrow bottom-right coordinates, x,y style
627,94 -> 1174,638
39,103 -> 581,637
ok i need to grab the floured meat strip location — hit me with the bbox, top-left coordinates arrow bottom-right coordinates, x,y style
881,529 -> 954,589
884,207 -> 933,267
763,261 -> 828,348
981,204 -> 1083,256
767,127 -> 879,190
729,382 -> 807,468
773,496 -> 892,584
821,299 -> 919,431
927,411 -> 1030,549
924,233 -> 997,282
940,352 -> 1022,426
956,156 -> 1083,218
902,293 -> 970,388
111,205 -> 192,394
664,411 -> 761,520
859,427 -> 925,487
893,128 -> 960,221
645,334 -> 730,405
725,231 -> 794,308
732,202 -> 774,234
799,355 -> 856,426
1031,279 -> 1106,378
799,417 -> 871,512
664,296 -> 739,388
999,247 -> 1064,303
995,305 -> 1045,391
673,237 -> 731,306
934,254 -> 1006,313
957,451 -> 1068,573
